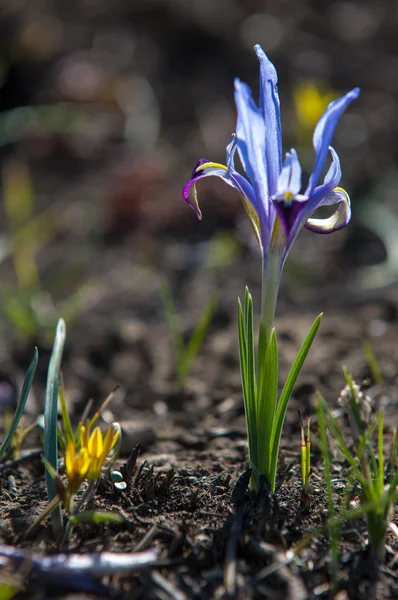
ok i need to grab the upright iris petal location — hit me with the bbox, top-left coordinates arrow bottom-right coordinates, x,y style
306,89 -> 360,197
254,44 -> 282,195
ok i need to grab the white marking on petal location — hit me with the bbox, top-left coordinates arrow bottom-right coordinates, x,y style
305,187 -> 351,233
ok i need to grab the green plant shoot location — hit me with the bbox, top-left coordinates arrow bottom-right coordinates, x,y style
300,413 -> 311,498
44,318 -> 66,537
0,348 -> 38,462
160,280 -> 218,386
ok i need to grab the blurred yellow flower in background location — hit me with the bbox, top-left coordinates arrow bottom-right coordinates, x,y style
294,81 -> 337,133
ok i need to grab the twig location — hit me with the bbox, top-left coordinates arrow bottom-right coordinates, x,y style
151,570 -> 187,600
0,449 -> 42,473
224,506 -> 244,596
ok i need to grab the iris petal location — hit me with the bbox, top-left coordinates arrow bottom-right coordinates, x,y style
305,187 -> 351,234
323,146 -> 341,189
254,44 -> 282,195
306,87 -> 360,196
277,149 -> 302,196
234,80 -> 269,209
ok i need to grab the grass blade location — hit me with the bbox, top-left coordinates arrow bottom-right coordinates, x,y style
58,378 -> 73,447
315,392 -> 339,587
44,318 -> 66,537
363,340 -> 383,385
0,348 -> 38,462
269,313 -> 322,490
378,409 -> 384,496
160,281 -> 184,373
178,291 -> 218,383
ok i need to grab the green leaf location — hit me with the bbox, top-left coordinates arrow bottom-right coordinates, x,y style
58,380 -> 73,446
0,348 -> 38,462
377,410 -> 385,497
238,298 -> 249,425
178,291 -> 218,383
315,392 -> 339,583
44,318 -> 66,537
244,288 -> 257,467
269,313 -> 322,491
317,393 -> 358,469
68,511 -> 124,525
363,340 -> 383,385
160,280 -> 184,371
256,328 -> 278,479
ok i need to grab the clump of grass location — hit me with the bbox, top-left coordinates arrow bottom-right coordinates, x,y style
316,368 -> 398,561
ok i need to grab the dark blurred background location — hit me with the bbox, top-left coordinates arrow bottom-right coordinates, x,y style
0,0 -> 397,395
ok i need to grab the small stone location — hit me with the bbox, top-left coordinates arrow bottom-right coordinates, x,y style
114,481 -> 127,491
119,421 -> 157,455
111,470 -> 124,482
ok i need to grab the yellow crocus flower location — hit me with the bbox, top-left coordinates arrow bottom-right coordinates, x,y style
64,441 -> 90,494
80,423 -> 120,481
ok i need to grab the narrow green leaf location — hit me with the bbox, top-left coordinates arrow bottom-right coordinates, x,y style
378,409 -> 384,496
237,298 -> 248,400
315,393 -> 339,583
256,329 -> 278,479
317,394 -> 358,468
238,298 -> 252,447
269,313 -> 322,490
245,289 -> 257,466
44,318 -> 66,537
160,280 -> 184,371
0,348 -> 38,462
178,291 -> 218,383
58,380 -> 73,446
363,340 -> 383,385
68,511 -> 124,525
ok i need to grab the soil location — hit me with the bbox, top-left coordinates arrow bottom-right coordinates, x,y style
1,1 -> 398,599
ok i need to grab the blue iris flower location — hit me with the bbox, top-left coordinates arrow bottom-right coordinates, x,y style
183,45 -> 360,266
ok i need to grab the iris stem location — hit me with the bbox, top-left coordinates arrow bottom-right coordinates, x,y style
259,219 -> 284,354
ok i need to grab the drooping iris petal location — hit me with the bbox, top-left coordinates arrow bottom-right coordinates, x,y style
182,161 -> 231,219
254,44 -> 282,195
306,87 -> 360,196
305,187 -> 351,234
182,160 -> 259,224
282,146 -> 343,246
